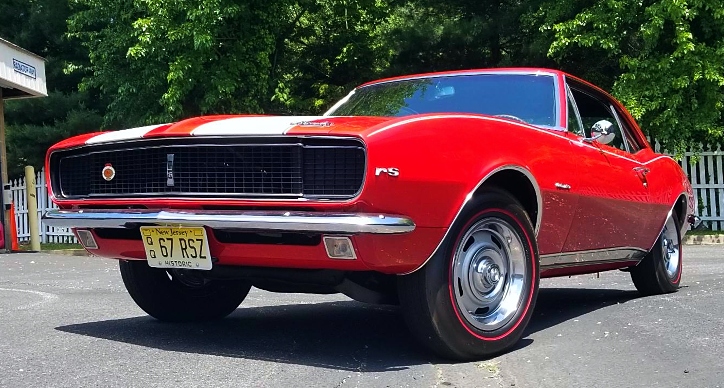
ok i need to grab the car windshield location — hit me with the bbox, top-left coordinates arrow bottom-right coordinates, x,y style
326,73 -> 557,127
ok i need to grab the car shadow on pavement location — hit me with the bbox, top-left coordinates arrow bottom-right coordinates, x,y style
55,287 -> 640,371
56,301 -> 434,372
524,287 -> 640,336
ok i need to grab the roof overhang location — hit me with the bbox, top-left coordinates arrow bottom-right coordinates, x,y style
0,38 -> 47,100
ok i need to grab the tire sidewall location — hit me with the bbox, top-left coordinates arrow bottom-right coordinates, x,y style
424,191 -> 540,356
120,260 -> 251,321
654,214 -> 683,290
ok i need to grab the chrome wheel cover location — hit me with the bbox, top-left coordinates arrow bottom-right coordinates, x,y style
451,217 -> 528,331
661,215 -> 681,280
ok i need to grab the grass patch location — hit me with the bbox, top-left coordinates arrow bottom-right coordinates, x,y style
19,242 -> 83,251
687,229 -> 723,236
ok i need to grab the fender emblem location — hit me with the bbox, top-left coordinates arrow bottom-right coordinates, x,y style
375,167 -> 400,177
102,163 -> 116,181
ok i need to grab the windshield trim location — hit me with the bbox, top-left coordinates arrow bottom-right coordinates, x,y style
324,71 -> 560,126
358,70 -> 558,89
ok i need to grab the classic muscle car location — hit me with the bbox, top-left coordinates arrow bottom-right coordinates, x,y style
44,68 -> 695,360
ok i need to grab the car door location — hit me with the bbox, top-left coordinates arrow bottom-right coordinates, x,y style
561,84 -> 651,253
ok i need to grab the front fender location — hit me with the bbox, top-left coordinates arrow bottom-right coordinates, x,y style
355,115 -> 564,231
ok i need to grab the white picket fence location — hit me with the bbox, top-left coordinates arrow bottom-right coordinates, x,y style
660,143 -> 724,230
8,146 -> 724,242
10,170 -> 77,244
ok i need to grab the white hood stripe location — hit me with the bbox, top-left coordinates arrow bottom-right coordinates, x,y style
85,124 -> 167,144
190,116 -> 325,136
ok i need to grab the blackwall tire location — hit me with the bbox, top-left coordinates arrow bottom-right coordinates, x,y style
398,189 -> 539,360
630,213 -> 682,295
119,260 -> 252,322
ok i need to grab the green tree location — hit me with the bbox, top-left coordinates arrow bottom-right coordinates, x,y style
67,0 -> 396,120
59,0 -> 724,154
539,0 -> 724,153
68,0 -> 302,124
1,0 -> 104,179
379,0 -> 552,74
270,0 -> 394,114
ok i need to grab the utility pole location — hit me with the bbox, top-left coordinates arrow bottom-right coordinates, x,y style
0,88 -> 12,252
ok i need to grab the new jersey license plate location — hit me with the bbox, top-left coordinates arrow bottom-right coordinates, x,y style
140,226 -> 212,270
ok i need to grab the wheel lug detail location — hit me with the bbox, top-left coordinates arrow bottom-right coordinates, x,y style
473,258 -> 502,291
487,266 -> 501,283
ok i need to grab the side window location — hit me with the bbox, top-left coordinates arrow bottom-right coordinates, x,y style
611,106 -> 641,152
567,91 -> 584,135
570,88 -> 628,151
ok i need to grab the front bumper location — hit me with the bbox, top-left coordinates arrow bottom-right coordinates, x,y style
42,209 -> 416,234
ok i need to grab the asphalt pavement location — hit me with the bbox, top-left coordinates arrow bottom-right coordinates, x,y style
0,246 -> 722,388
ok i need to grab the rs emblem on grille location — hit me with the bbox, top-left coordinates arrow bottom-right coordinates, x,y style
166,154 -> 175,187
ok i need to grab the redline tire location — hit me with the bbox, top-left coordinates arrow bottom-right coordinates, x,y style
119,260 -> 251,322
630,213 -> 682,295
398,189 -> 539,360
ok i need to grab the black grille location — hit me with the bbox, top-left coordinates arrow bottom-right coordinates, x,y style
54,139 -> 365,199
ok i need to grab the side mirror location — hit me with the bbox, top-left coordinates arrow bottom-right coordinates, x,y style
584,120 -> 616,145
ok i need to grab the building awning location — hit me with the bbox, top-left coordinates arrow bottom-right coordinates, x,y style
0,38 -> 47,100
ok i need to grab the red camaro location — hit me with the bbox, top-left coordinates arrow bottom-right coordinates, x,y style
44,68 -> 696,360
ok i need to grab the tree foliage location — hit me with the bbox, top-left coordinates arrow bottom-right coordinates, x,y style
540,0 -> 724,153
2,0 -> 724,175
67,0 -> 397,121
0,0 -> 104,179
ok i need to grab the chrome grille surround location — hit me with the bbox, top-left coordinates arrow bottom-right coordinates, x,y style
49,137 -> 366,200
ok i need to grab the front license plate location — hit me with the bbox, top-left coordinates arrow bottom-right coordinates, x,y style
140,226 -> 212,270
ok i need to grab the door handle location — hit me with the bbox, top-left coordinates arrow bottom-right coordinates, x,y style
633,167 -> 650,187
633,167 -> 650,175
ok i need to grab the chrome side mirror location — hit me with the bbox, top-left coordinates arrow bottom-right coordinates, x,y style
583,120 -> 616,145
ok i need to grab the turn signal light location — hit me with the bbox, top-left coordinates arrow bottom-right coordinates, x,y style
76,229 -> 98,250
323,236 -> 356,260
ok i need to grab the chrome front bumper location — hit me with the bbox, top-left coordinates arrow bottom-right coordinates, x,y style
42,209 -> 416,234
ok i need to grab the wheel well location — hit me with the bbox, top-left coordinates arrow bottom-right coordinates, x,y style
673,194 -> 688,229
474,169 -> 539,231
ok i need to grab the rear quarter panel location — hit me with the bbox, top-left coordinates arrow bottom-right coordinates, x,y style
640,148 -> 694,243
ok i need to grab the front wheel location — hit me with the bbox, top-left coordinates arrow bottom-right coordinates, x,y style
630,213 -> 682,295
119,260 -> 252,322
398,189 -> 540,360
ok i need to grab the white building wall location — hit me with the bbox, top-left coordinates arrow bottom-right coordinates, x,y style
0,39 -> 47,98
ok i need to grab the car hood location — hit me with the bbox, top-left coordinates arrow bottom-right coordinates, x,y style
73,115 -> 396,146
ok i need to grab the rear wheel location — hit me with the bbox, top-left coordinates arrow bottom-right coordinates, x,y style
630,213 -> 682,295
119,260 -> 252,321
398,189 -> 539,360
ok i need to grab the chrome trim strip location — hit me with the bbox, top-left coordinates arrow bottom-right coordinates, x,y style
42,209 -> 415,235
648,192 -> 689,251
401,165 -> 543,275
50,136 -> 368,202
540,258 -> 639,271
356,70 -> 558,89
330,71 -> 560,129
56,135 -> 365,152
540,247 -> 647,268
